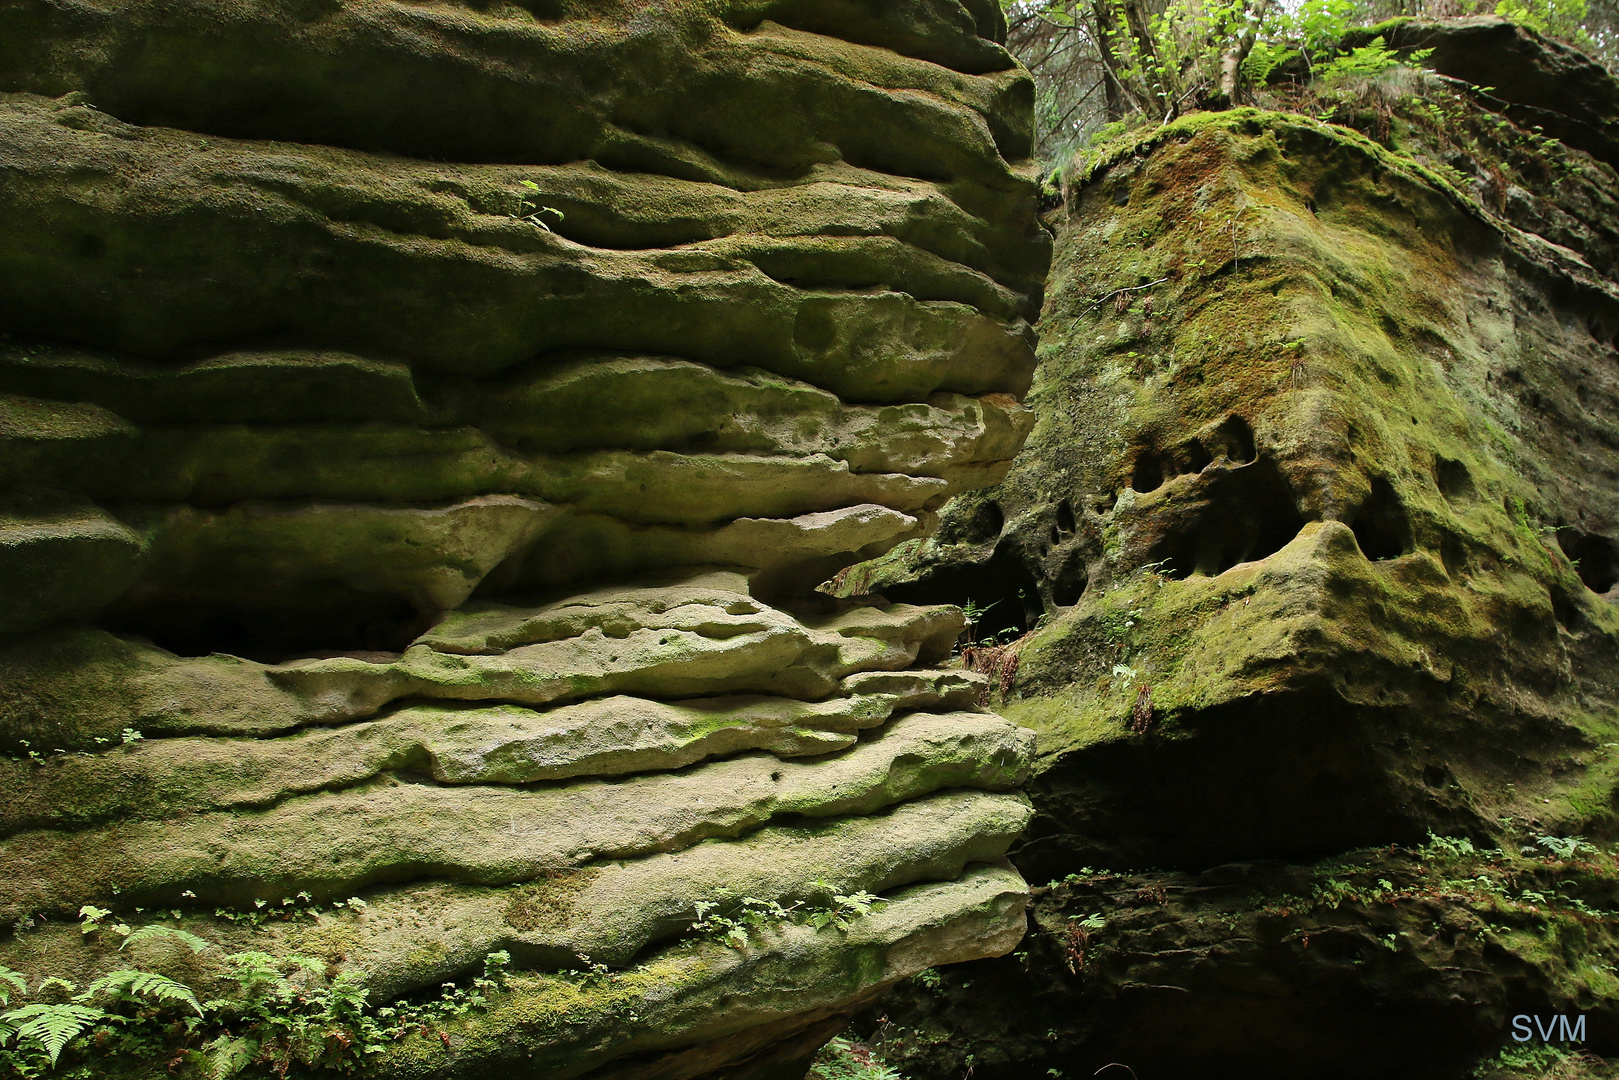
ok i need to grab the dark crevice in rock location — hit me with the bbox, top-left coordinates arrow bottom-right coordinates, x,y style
1054,497 -> 1076,536
1010,695 -> 1480,880
1047,546 -> 1088,608
1129,449 -> 1166,493
1142,457 -> 1305,579
880,542 -> 1042,641
747,256 -> 1015,318
1348,476 -> 1413,562
1556,526 -> 1619,595
101,597 -> 429,664
1213,414 -> 1256,463
1433,454 -> 1475,502
1550,585 -> 1591,632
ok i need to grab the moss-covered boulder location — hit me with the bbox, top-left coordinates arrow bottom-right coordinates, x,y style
834,38 -> 1619,1080
0,2 -> 1050,1076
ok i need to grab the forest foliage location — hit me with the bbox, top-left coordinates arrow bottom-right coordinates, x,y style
1001,0 -> 1617,164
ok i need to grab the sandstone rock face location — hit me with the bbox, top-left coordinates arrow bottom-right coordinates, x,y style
0,3 -> 1050,1076
835,40 -> 1619,1080
1347,16 -> 1619,171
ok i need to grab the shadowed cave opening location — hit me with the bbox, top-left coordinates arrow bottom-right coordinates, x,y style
1049,544 -> 1089,607
1144,457 -> 1305,579
1557,527 -> 1619,594
880,541 -> 1044,642
1434,455 -> 1475,501
1212,414 -> 1257,464
1131,417 -> 1256,495
102,595 -> 426,662
1349,476 -> 1413,561
1055,497 -> 1077,535
1131,450 -> 1167,493
1011,694 -> 1446,878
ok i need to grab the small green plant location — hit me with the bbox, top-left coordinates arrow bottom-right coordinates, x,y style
809,1036 -> 904,1080
958,598 -> 1001,645
1317,36 -> 1432,83
0,968 -> 24,1007
514,180 -> 565,231
1110,662 -> 1141,687
1472,1042 -> 1574,1077
691,886 -> 887,950
76,905 -> 114,935
809,889 -> 884,931
1536,834 -> 1598,860
0,924 -> 512,1077
1423,831 -> 1477,859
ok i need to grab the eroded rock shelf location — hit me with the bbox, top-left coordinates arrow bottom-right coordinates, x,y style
0,2 -> 1051,1077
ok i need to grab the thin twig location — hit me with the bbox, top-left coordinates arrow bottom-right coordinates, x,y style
1085,277 -> 1168,311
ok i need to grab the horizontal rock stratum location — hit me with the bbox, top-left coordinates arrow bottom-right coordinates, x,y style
0,2 -> 1052,1077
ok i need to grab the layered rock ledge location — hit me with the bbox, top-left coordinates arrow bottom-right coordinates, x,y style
0,2 -> 1051,1076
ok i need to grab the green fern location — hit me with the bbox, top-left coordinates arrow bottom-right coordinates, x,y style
81,970 -> 202,1014
0,965 -> 25,1007
121,923 -> 211,954
1,1002 -> 106,1065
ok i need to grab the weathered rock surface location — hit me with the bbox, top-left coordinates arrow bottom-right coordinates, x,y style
835,33 -> 1619,1080
1347,16 -> 1619,170
0,2 -> 1049,1076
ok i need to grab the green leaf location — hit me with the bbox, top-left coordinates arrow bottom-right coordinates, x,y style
1,1002 -> 106,1065
121,923 -> 212,954
203,1033 -> 260,1079
80,969 -> 202,1014
0,966 -> 25,1007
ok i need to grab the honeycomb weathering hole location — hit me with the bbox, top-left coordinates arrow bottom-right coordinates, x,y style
1055,498 -> 1077,535
1350,476 -> 1414,562
1145,457 -> 1305,578
881,542 -> 1044,641
1434,456 -> 1475,502
1050,547 -> 1089,607
1131,451 -> 1166,493
1215,415 -> 1256,464
942,499 -> 1005,545
1557,528 -> 1619,594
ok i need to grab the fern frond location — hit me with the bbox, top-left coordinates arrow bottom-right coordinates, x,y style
285,955 -> 327,980
121,924 -> 211,954
0,965 -> 25,1006
81,970 -> 202,1014
204,1033 -> 260,1080
2,1002 -> 106,1065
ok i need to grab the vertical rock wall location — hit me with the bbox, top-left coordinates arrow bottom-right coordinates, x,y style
836,22 -> 1619,1079
0,3 -> 1051,1076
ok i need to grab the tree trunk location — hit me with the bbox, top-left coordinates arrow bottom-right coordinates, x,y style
1217,0 -> 1273,107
